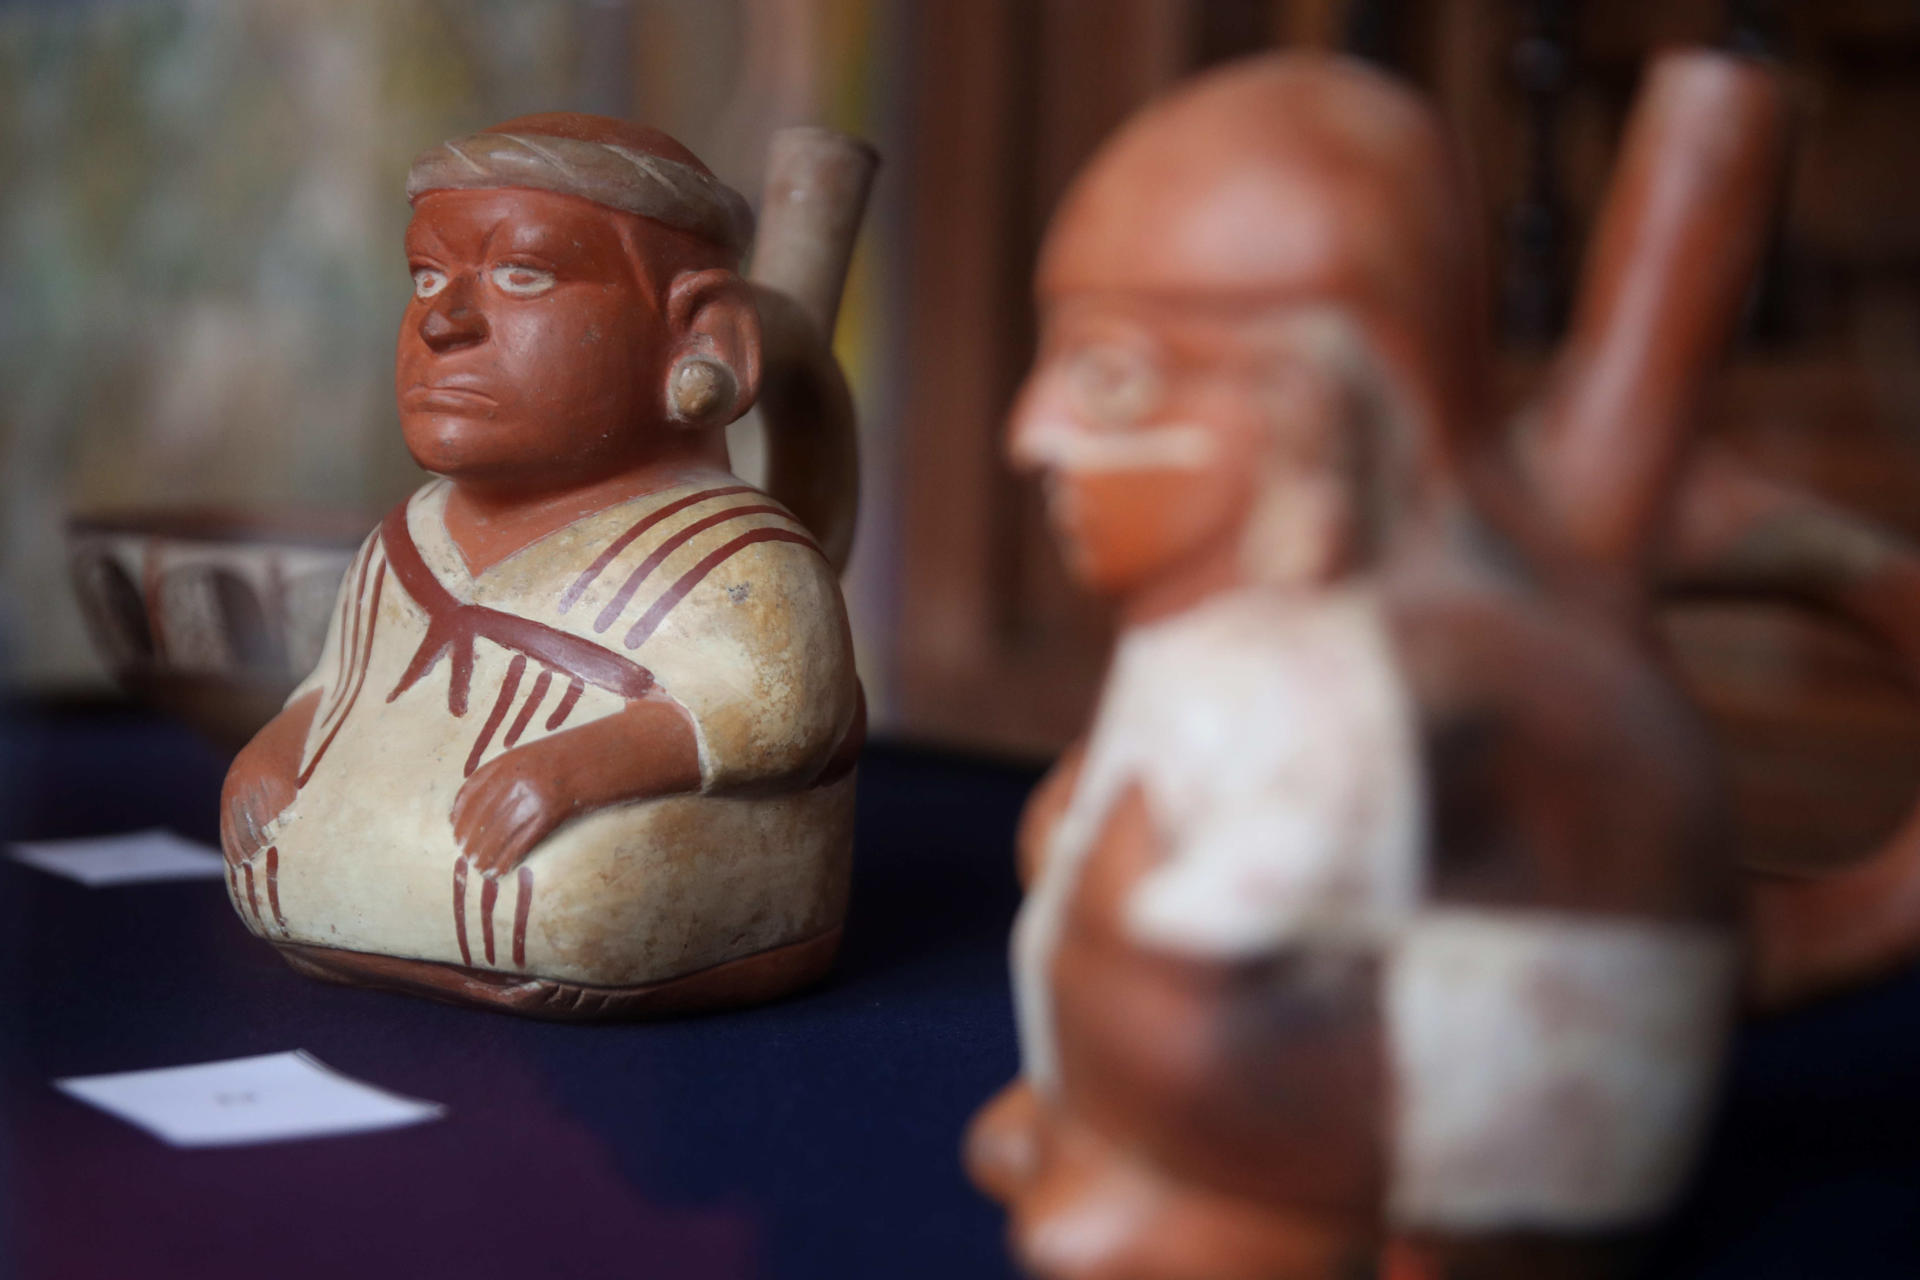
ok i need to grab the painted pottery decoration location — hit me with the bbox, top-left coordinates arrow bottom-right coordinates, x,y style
69,510 -> 366,748
218,117 -> 876,1019
966,51 -> 1791,1279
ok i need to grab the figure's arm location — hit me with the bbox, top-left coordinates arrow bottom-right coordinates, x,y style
1016,738 -> 1085,890
220,528 -> 377,866
449,538 -> 861,874
450,692 -> 702,877
219,689 -> 321,866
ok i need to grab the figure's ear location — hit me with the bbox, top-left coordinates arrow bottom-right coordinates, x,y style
664,268 -> 763,427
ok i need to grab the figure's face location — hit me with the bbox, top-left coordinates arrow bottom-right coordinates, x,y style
1009,296 -> 1350,598
397,188 -> 666,493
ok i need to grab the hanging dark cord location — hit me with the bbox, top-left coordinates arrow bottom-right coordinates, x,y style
1342,0 -> 1407,72
1501,0 -> 1573,346
1726,0 -> 1795,347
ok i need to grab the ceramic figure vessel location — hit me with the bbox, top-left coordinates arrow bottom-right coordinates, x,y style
217,117 -> 875,1019
966,50 -> 1794,1279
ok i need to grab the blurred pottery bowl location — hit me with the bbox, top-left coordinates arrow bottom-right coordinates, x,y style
67,508 -> 370,751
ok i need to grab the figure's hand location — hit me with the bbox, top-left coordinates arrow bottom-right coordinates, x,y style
451,742 -> 579,878
218,690 -> 319,868
451,695 -> 704,876
220,750 -> 297,867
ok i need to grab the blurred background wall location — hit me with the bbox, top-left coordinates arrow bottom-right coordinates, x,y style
0,0 -> 903,699
892,0 -> 1920,760
4,0 -> 1920,828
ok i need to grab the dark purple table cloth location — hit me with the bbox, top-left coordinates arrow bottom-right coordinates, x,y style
1,703 -> 1917,1279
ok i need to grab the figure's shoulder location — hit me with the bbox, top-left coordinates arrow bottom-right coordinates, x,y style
599,469 -> 783,526
648,495 -> 842,645
1385,574 -> 1688,752
1385,574 -> 1731,913
565,471 -> 796,566
1114,586 -> 1395,712
614,478 -> 850,738
553,470 -> 838,656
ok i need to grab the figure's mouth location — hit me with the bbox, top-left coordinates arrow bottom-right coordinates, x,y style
402,384 -> 498,412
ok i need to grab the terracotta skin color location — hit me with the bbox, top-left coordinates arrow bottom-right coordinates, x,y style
219,116 -> 863,1018
1660,451 -> 1920,1007
966,54 -> 1754,1280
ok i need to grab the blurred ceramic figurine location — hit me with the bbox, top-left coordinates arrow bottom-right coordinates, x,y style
967,51 -> 1792,1279
219,115 -> 874,1018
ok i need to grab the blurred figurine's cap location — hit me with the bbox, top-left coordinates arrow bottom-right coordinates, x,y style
1043,54 -> 1489,445
406,113 -> 754,256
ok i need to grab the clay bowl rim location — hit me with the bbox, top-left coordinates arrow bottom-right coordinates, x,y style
67,505 -> 373,550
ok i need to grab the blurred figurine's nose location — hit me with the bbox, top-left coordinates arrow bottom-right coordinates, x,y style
1006,394 -> 1063,474
419,280 -> 488,352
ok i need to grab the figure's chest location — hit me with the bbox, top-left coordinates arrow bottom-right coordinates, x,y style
1024,591 -> 1743,1229
1049,590 -> 1425,961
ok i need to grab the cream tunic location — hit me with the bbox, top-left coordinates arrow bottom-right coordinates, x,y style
1013,586 -> 1426,1092
1009,584 -> 1737,1231
240,472 -> 859,989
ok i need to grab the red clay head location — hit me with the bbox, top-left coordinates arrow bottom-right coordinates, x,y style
396,114 -> 762,499
1009,55 -> 1488,605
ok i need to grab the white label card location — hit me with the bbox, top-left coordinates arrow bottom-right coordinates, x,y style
10,829 -> 227,886
55,1050 -> 447,1148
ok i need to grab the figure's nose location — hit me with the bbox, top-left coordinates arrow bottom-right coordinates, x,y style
1006,382 -> 1059,475
418,278 -> 489,352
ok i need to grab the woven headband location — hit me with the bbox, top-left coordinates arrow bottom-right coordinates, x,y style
406,131 -> 754,256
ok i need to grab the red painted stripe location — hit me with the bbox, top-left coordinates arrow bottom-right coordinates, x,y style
316,538 -> 374,735
448,627 -> 476,717
266,845 -> 286,930
464,653 -> 526,777
624,529 -> 822,651
319,541 -> 364,721
480,875 -> 499,965
380,502 -> 655,707
383,621 -> 451,709
513,867 -> 533,968
503,668 -> 551,749
558,485 -> 756,612
453,859 -> 472,967
298,562 -> 387,788
592,504 -> 790,633
242,861 -> 261,927
226,862 -> 240,905
546,678 -> 583,731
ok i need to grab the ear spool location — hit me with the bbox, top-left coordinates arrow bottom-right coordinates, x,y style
667,355 -> 738,427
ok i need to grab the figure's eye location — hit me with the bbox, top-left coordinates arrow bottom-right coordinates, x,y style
491,263 -> 556,297
1066,344 -> 1160,428
412,267 -> 449,300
